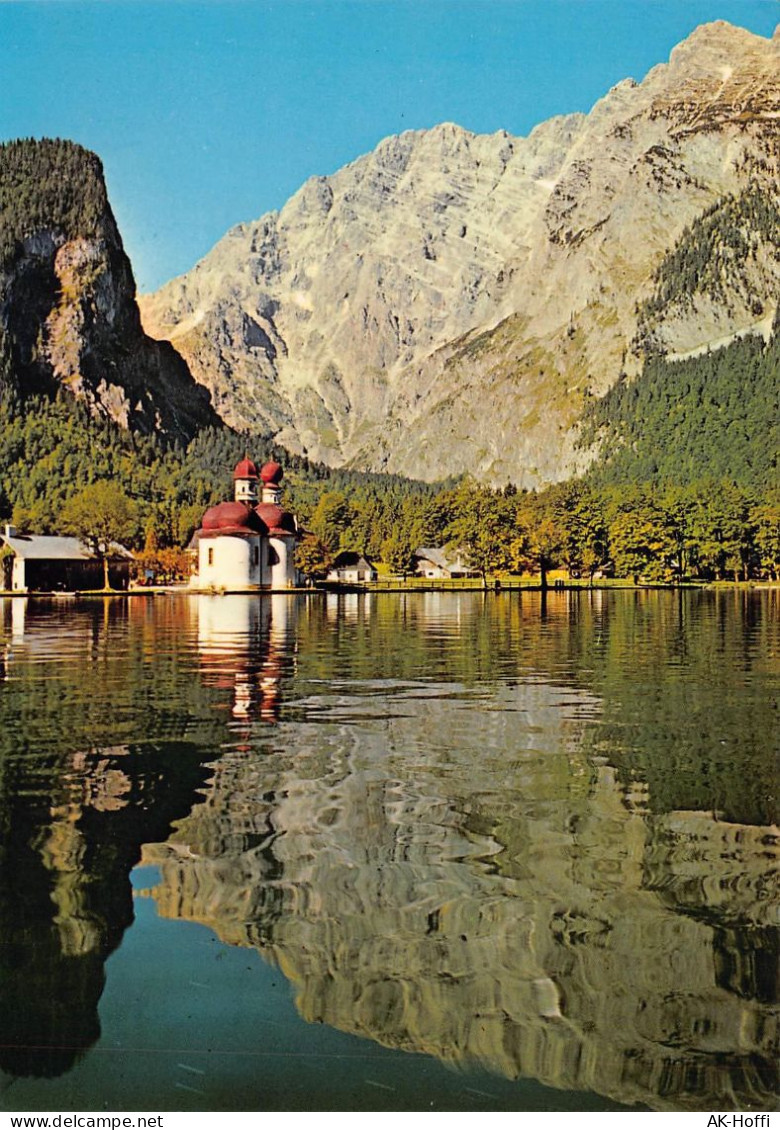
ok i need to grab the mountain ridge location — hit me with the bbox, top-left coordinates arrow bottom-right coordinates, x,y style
140,21 -> 778,485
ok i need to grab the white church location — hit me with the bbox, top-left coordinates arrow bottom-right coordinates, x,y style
190,457 -> 299,591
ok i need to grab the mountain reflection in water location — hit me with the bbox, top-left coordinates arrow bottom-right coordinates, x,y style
0,590 -> 776,1111
0,598 -> 216,1080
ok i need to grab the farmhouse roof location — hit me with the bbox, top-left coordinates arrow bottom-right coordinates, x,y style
2,534 -> 93,561
1,534 -> 134,560
415,547 -> 452,569
332,552 -> 375,570
414,546 -> 477,574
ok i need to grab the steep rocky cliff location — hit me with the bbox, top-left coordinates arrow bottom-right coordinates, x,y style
0,139 -> 219,442
140,21 -> 779,486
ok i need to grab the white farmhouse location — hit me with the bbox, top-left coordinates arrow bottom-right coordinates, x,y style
414,547 -> 478,579
326,552 -> 378,584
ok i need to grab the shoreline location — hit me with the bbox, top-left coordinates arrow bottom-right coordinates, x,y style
0,580 -> 777,599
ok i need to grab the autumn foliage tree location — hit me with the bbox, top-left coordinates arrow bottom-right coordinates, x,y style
295,533 -> 332,582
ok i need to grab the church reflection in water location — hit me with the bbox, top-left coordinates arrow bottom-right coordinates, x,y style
196,593 -> 294,726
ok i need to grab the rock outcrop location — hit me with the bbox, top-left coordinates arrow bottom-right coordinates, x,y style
140,22 -> 779,485
0,139 -> 220,443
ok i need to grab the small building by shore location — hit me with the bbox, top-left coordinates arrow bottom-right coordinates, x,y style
327,552 -> 378,584
414,547 -> 478,580
0,526 -> 132,592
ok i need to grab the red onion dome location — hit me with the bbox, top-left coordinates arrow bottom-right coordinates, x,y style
201,501 -> 267,534
260,461 -> 283,485
233,457 -> 259,481
254,503 -> 296,535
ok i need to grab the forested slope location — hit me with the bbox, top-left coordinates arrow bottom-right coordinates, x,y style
582,319 -> 778,490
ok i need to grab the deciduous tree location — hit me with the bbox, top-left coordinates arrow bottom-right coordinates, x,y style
445,479 -> 514,587
295,534 -> 332,582
61,481 -> 138,589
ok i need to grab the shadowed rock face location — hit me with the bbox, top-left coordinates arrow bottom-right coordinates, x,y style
0,597 -> 219,1079
0,742 -> 213,1078
0,140 -> 220,443
144,679 -> 778,1112
140,22 -> 779,486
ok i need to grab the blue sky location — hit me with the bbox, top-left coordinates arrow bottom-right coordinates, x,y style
0,0 -> 776,292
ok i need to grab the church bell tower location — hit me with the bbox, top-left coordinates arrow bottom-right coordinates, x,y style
233,457 -> 259,505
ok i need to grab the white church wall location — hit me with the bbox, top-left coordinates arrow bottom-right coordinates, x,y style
268,536 -> 295,589
198,534 -> 262,590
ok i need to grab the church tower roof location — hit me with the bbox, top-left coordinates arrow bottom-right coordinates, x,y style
260,461 -> 283,485
233,457 -> 259,481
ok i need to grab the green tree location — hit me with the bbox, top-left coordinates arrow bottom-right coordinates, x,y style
295,534 -> 332,582
176,503 -> 205,549
548,482 -> 610,584
752,500 -> 780,579
0,543 -> 13,590
687,486 -> 755,581
609,498 -> 676,582
512,494 -> 565,589
60,481 -> 138,589
445,479 -> 514,587
309,491 -> 354,554
381,529 -> 416,576
349,496 -> 387,559
10,502 -> 49,535
143,519 -> 160,554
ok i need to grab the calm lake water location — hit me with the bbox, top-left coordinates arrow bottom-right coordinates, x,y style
0,589 -> 776,1113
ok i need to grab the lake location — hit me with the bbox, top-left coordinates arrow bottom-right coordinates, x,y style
0,589 -> 776,1113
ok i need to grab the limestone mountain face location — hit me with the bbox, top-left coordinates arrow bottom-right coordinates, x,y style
0,140 -> 219,442
140,22 -> 779,486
